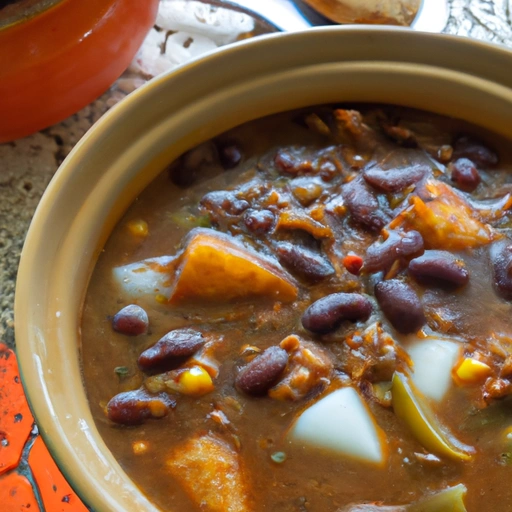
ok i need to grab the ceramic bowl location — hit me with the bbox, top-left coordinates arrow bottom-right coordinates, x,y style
15,26 -> 512,511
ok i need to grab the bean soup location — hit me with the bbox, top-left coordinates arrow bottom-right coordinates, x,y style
81,105 -> 512,511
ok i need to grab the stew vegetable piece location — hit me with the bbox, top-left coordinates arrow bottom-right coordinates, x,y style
81,105 -> 512,512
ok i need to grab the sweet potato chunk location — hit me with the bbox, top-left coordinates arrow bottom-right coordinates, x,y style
169,228 -> 298,304
167,434 -> 251,512
393,180 -> 496,250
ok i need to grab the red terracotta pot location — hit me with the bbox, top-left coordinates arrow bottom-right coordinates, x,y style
0,0 -> 159,142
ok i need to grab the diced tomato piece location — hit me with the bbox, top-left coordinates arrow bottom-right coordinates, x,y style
343,254 -> 364,275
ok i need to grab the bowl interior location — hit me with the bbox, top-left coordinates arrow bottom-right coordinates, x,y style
15,27 -> 512,511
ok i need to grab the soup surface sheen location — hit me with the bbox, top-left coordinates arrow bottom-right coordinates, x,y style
82,105 -> 512,512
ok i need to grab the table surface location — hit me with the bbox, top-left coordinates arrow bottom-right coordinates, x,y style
0,0 -> 511,510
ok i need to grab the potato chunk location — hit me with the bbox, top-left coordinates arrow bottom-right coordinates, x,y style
289,387 -> 388,465
167,434 -> 251,512
169,228 -> 297,304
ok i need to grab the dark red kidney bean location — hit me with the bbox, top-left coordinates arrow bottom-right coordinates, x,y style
138,329 -> 205,372
276,242 -> 334,283
274,149 -> 312,175
491,241 -> 512,299
437,144 -> 453,164
363,164 -> 429,193
302,293 -> 373,334
342,176 -> 390,231
374,280 -> 425,334
274,150 -> 297,173
169,143 -> 216,188
453,135 -> 498,168
200,190 -> 250,216
112,305 -> 149,336
449,158 -> 481,192
236,346 -> 289,395
319,160 -> 338,181
244,209 -> 275,234
483,377 -> 512,402
227,199 -> 249,215
169,164 -> 196,188
398,230 -> 424,258
217,143 -> 243,169
107,389 -> 175,425
408,250 -> 469,288
364,230 -> 424,273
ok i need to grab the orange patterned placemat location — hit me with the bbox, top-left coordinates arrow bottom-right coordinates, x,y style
0,344 -> 88,512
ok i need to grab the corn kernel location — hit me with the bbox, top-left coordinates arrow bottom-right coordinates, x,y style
155,294 -> 168,304
132,441 -> 149,455
455,358 -> 492,385
178,366 -> 214,396
127,219 -> 149,237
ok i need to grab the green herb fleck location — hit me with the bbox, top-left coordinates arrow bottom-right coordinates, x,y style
114,366 -> 130,379
274,178 -> 289,189
168,211 -> 211,229
196,215 -> 212,228
271,451 -> 287,464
